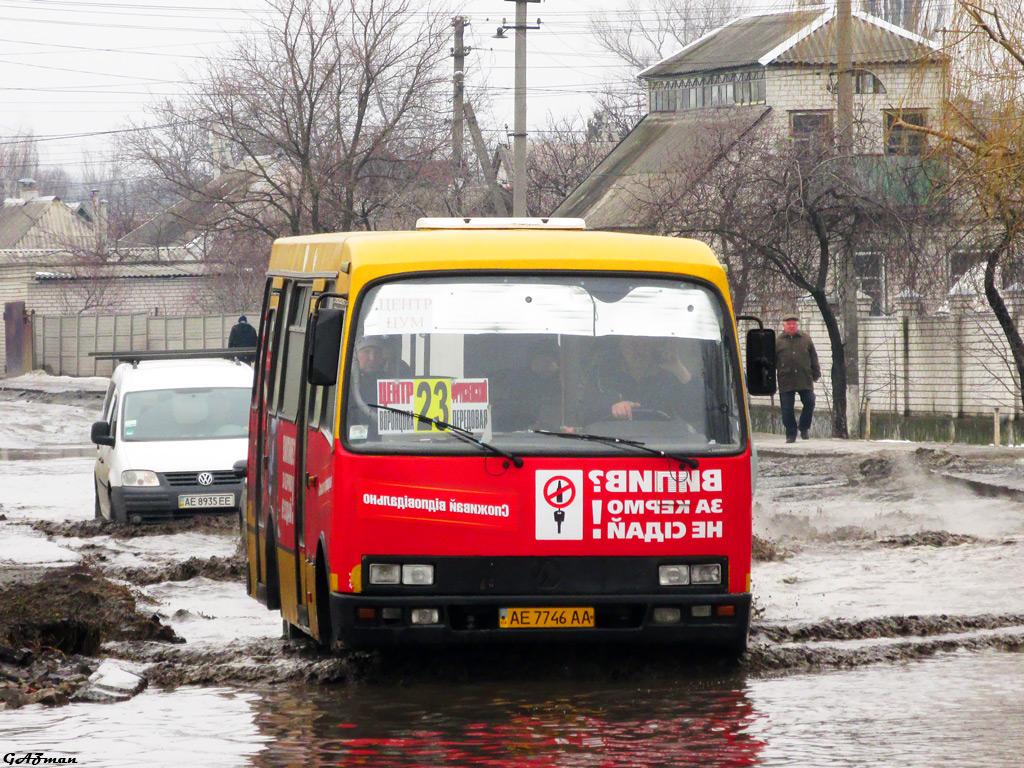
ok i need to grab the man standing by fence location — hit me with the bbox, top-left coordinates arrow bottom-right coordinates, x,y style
228,315 -> 258,362
776,314 -> 821,442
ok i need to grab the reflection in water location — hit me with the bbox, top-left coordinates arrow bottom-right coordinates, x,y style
3,652 -> 1020,767
248,651 -> 1024,768
251,677 -> 764,768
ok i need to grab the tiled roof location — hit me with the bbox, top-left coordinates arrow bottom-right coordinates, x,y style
0,197 -> 96,250
553,107 -> 771,230
640,8 -> 941,79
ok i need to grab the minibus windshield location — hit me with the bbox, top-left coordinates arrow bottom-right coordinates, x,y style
345,275 -> 744,455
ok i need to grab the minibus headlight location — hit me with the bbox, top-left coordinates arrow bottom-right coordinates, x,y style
659,565 -> 689,586
368,564 -> 401,585
402,564 -> 434,586
121,470 -> 159,487
690,564 -> 722,585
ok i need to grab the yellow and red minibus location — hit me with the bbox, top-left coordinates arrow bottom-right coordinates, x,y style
244,218 -> 776,653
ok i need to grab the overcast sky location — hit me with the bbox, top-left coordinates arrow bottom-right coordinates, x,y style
0,0 -> 784,187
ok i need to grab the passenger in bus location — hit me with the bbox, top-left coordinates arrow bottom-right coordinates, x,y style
492,350 -> 562,431
585,336 -> 694,422
354,336 -> 387,405
380,335 -> 413,377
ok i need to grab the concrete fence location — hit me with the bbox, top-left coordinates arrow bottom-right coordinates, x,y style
749,305 -> 1024,444
30,311 -> 258,378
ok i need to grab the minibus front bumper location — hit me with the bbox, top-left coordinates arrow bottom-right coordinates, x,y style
329,592 -> 751,649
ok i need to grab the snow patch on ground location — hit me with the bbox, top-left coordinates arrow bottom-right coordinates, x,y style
2,370 -> 109,394
0,521 -> 81,566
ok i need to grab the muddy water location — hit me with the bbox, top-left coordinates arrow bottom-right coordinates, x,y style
3,650 -> 1020,767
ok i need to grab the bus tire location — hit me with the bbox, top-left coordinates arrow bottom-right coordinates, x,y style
314,550 -> 335,652
264,522 -> 281,611
725,627 -> 749,660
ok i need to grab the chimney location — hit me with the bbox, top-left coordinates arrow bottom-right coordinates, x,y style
17,178 -> 38,200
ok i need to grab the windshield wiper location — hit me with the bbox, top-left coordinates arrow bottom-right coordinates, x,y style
530,429 -> 698,469
366,403 -> 523,468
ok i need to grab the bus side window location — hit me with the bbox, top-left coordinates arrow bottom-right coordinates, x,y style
267,284 -> 292,416
280,285 -> 311,421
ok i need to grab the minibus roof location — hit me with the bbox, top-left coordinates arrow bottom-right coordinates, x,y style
267,227 -> 725,290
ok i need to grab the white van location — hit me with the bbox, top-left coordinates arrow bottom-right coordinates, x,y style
91,357 -> 254,524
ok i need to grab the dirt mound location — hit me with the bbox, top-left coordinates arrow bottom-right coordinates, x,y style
752,535 -> 788,561
913,447 -> 973,472
0,564 -> 183,710
879,531 -> 980,547
857,456 -> 893,480
752,613 -> 1024,644
0,649 -> 98,709
108,554 -> 246,585
0,388 -> 104,406
0,564 -> 182,653
30,514 -> 238,540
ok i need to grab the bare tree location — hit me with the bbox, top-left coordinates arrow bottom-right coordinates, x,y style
590,0 -> 741,70
123,0 -> 451,241
634,112 -> 950,437
894,1 -> 1024,411
588,0 -> 742,139
526,114 -> 613,216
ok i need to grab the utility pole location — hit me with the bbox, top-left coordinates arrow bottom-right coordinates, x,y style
495,1 -> 540,217
836,0 -> 859,438
464,101 -> 509,215
452,16 -> 467,213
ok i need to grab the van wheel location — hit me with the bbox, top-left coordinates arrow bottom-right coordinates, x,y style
94,486 -> 103,519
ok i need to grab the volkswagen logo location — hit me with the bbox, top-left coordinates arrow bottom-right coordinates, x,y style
197,472 -> 214,486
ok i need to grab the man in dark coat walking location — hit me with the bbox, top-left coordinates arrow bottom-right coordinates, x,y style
228,315 -> 258,361
776,314 -> 820,442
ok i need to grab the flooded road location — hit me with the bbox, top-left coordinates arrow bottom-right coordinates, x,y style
2,378 -> 1023,767
3,650 -> 1021,766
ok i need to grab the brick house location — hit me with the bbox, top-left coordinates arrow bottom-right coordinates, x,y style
555,6 -> 950,314
0,180 -> 241,375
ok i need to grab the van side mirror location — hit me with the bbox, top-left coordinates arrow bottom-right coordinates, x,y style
232,459 -> 248,478
91,420 -> 115,447
307,307 -> 344,386
745,328 -> 777,396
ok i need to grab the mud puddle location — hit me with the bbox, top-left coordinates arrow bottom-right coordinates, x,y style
7,649 -> 1018,768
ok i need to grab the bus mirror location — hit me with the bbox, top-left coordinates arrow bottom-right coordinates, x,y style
745,328 -> 777,396
308,307 -> 344,386
91,420 -> 115,447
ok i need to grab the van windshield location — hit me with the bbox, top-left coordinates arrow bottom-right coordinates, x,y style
345,275 -> 744,455
121,387 -> 250,442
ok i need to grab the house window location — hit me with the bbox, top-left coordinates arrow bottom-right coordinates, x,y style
791,110 -> 834,154
950,251 -> 985,286
885,109 -> 926,155
828,69 -> 887,95
854,251 -> 886,315
856,69 -> 886,94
